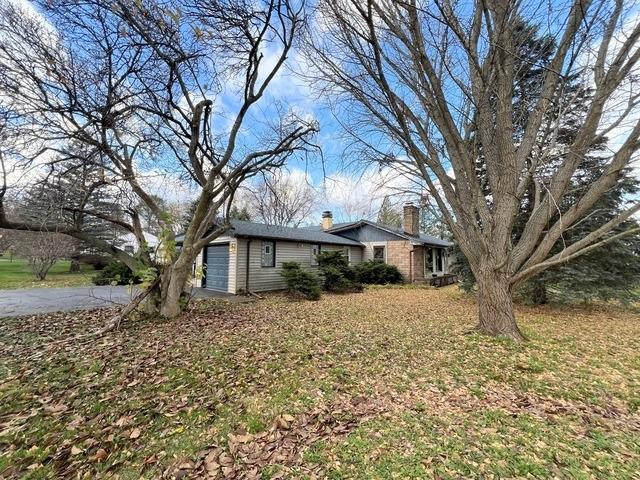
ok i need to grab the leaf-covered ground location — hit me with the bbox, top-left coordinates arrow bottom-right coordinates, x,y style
1,286 -> 639,479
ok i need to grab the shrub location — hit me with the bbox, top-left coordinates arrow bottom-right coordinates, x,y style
281,261 -> 321,300
92,261 -> 141,286
73,253 -> 110,270
354,260 -> 403,285
316,250 -> 363,293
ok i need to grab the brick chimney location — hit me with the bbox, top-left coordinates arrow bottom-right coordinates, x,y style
403,203 -> 419,236
322,211 -> 333,231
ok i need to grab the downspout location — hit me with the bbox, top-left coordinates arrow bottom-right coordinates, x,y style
245,238 -> 252,293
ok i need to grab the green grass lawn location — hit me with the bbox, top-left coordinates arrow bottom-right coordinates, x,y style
0,257 -> 95,289
0,286 -> 639,479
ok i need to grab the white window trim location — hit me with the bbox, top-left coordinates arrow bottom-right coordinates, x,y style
311,244 -> 320,266
372,243 -> 386,262
261,240 -> 275,267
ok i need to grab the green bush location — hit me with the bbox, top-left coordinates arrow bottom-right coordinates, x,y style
73,253 -> 110,270
354,260 -> 404,284
316,250 -> 363,293
281,261 -> 321,300
92,261 -> 141,286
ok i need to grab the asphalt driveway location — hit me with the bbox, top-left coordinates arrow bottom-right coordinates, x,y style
0,286 -> 247,318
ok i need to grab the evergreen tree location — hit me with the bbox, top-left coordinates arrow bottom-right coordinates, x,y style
377,195 -> 402,228
419,195 -> 451,239
230,205 -> 252,221
15,157 -> 128,260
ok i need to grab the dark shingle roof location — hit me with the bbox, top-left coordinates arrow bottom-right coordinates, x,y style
177,220 -> 362,246
228,220 -> 362,246
322,219 -> 453,247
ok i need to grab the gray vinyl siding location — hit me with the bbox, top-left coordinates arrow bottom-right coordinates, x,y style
195,237 -> 365,294
235,238 -> 249,292
348,245 -> 363,264
235,239 -> 363,293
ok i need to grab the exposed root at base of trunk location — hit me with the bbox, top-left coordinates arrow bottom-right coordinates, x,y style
472,323 -> 527,342
43,278 -> 161,348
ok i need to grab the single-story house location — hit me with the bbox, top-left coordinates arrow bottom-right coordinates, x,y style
118,231 -> 159,255
179,203 -> 453,294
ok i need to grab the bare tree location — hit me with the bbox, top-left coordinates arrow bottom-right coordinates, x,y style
305,0 -> 640,340
0,0 -> 317,319
1,229 -> 79,280
246,171 -> 318,226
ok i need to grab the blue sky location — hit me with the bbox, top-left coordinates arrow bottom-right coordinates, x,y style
8,0 -> 640,225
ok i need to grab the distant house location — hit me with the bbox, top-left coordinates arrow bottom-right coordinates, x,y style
118,231 -> 159,255
178,203 -> 453,294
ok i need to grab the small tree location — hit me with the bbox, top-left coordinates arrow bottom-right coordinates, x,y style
4,230 -> 79,280
229,205 -> 253,222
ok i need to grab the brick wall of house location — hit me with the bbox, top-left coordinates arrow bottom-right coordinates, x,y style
412,246 -> 425,282
386,241 -> 425,282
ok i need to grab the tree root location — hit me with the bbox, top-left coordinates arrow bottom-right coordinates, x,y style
42,278 -> 161,348
468,323 -> 527,342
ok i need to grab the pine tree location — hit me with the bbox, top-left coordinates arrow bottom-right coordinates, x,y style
377,195 -> 402,228
230,205 -> 252,221
16,158 -> 127,254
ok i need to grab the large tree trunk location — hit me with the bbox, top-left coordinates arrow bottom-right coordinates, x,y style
475,268 -> 525,341
159,257 -> 193,318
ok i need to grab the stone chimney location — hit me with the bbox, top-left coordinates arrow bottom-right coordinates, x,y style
322,211 -> 333,231
403,203 -> 419,236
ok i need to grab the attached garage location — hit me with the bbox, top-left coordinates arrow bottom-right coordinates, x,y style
203,244 -> 230,292
181,220 -> 363,294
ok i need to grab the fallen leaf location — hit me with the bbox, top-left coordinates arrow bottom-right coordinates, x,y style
44,403 -> 68,415
93,448 -> 108,462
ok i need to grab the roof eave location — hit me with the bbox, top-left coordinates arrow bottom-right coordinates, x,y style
233,233 -> 362,247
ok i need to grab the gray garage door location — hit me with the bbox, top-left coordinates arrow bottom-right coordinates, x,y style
205,244 -> 229,292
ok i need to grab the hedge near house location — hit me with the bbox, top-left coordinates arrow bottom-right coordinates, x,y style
280,262 -> 321,300
316,251 -> 363,293
93,261 -> 141,286
354,260 -> 403,285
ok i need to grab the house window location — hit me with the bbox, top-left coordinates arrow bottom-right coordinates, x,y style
311,244 -> 320,266
342,247 -> 351,263
373,246 -> 385,261
261,241 -> 275,267
435,248 -> 444,272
